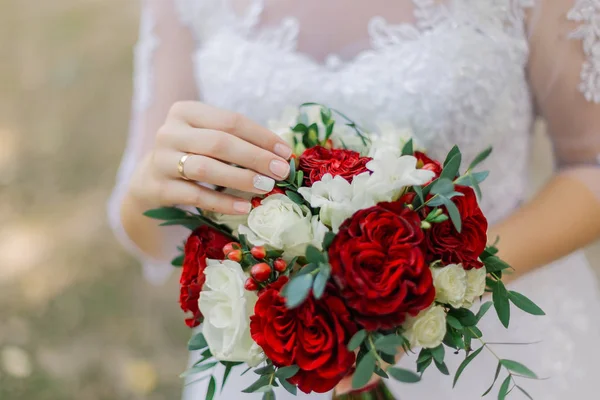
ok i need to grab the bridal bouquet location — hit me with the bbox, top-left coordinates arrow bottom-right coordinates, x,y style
145,104 -> 544,399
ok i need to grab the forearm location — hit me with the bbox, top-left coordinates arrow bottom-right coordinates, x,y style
489,174 -> 600,283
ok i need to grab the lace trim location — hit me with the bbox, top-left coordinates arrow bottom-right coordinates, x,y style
568,0 -> 600,103
133,5 -> 159,113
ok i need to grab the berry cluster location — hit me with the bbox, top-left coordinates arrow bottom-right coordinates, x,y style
222,242 -> 289,291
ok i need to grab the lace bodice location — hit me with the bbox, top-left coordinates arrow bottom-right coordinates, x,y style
108,0 -> 600,282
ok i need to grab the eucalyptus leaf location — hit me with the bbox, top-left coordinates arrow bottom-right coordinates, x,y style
470,176 -> 482,200
430,345 -> 445,364
387,367 -> 421,383
276,365 -> 300,379
287,159 -> 296,184
414,185 -> 425,204
440,153 -> 461,181
417,356 -> 433,373
180,362 -> 217,378
476,301 -> 493,322
374,366 -> 389,379
144,207 -> 187,220
282,274 -> 314,308
481,362 -> 502,397
498,375 -> 511,400
442,197 -> 462,233
430,178 -> 454,196
279,378 -> 297,395
472,170 -> 490,183
493,281 -> 510,328
254,365 -> 275,375
352,353 -> 376,389
500,360 -> 537,379
446,315 -> 463,330
206,376 -> 216,400
443,145 -> 461,167
453,346 -> 483,387
516,385 -> 534,400
401,138 -> 414,156
296,170 -> 304,187
296,263 -> 319,276
188,333 -> 208,351
468,147 -> 492,171
242,375 -> 271,393
347,329 -> 367,351
305,245 -> 326,264
484,256 -> 512,273
171,254 -> 185,267
508,291 -> 545,316
160,219 -> 202,230
221,362 -> 242,392
285,190 -> 304,205
262,390 -> 275,400
312,266 -> 330,299
435,360 -> 450,376
322,231 -> 336,250
374,335 -> 404,355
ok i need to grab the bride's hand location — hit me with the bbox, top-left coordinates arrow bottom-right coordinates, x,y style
128,101 -> 293,214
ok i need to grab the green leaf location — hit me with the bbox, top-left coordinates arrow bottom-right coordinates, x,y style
255,385 -> 274,393
276,365 -> 300,379
414,185 -> 425,204
160,219 -> 202,230
430,345 -> 445,364
434,360 -> 450,376
374,366 -> 389,379
325,121 -> 335,141
305,245 -> 326,264
242,375 -> 271,393
352,353 -> 376,389
347,329 -> 367,351
508,291 -> 545,316
481,362 -> 502,397
144,207 -> 187,220
440,153 -> 461,181
493,281 -> 510,328
470,175 -> 482,200
484,256 -> 512,273
469,326 -> 483,338
286,256 -> 299,271
206,376 -> 216,400
387,367 -> 421,383
416,348 -> 432,364
374,335 -> 404,355
468,147 -> 492,171
453,346 -> 483,387
292,123 -> 308,132
287,159 -> 296,184
221,362 -> 239,392
446,315 -> 463,330
188,333 -> 208,351
401,138 -> 414,156
285,190 -> 304,205
443,145 -> 461,167
451,309 -> 477,327
417,356 -> 433,374
282,274 -> 314,308
472,170 -> 490,183
180,362 -> 218,377
279,378 -> 297,395
312,265 -> 330,299
296,170 -> 304,187
516,385 -> 534,400
254,365 -> 275,375
498,375 -> 511,400
430,178 -> 454,196
500,360 -> 537,379
262,390 -> 275,400
442,196 -> 462,233
296,263 -> 319,276
322,231 -> 336,250
171,254 -> 185,267
320,107 -> 332,124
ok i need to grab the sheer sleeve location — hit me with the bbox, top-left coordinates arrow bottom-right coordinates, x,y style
527,0 -> 600,199
107,0 -> 198,284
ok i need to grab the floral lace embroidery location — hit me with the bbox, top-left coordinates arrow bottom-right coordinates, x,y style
133,6 -> 158,113
568,0 -> 600,103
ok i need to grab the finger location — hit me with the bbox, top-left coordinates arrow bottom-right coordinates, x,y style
169,127 -> 290,180
169,101 -> 292,159
155,179 -> 252,215
335,375 -> 381,396
157,151 -> 276,194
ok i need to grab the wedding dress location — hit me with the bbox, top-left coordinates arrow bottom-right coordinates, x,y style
108,0 -> 600,398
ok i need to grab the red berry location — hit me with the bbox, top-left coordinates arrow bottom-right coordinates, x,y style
244,277 -> 258,291
250,246 -> 267,259
274,258 -> 287,272
222,242 -> 241,257
266,187 -> 286,196
251,263 -> 271,282
227,249 -> 243,262
251,197 -> 263,208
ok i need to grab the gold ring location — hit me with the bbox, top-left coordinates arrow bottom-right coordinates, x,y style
178,153 -> 193,181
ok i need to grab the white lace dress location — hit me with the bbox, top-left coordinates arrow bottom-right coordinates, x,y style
108,0 -> 600,398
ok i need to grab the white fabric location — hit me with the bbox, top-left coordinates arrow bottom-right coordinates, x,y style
107,0 -> 600,398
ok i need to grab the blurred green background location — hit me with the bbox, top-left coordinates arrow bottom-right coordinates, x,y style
0,1 -> 598,399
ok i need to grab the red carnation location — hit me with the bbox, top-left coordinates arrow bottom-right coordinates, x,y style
179,226 -> 231,328
328,201 -> 435,331
414,151 -> 443,177
422,186 -> 488,269
250,277 -> 357,394
298,146 -> 371,186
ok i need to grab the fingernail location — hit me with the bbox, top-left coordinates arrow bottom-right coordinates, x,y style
233,201 -> 252,214
253,174 -> 275,192
274,143 -> 292,159
269,159 -> 290,178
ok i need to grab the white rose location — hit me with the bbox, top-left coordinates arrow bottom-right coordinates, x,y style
431,264 -> 468,308
199,259 -> 263,366
404,305 -> 447,349
238,194 -> 315,257
462,267 -> 487,308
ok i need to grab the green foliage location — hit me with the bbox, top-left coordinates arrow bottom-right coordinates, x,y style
312,265 -> 330,299
281,274 -> 313,308
443,145 -> 461,167
497,375 -> 511,400
453,346 -> 483,387
468,147 -> 493,171
440,153 -> 461,181
171,254 -> 185,267
180,362 -> 218,378
188,332 -> 208,351
508,291 -> 545,316
206,376 -> 216,400
481,362 -> 502,396
492,281 -> 511,328
347,329 -> 367,351
387,367 -> 421,383
275,365 -> 299,379
499,360 -> 537,379
143,207 -> 187,220
352,353 -> 376,389
401,138 -> 414,156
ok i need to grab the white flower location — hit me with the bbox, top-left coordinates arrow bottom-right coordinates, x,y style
431,264 -> 468,308
238,194 -> 316,257
366,153 -> 435,202
368,122 -> 413,159
199,259 -> 263,366
462,267 -> 487,309
404,305 -> 447,349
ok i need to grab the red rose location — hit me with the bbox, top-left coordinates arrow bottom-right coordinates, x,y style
298,146 -> 371,186
414,151 -> 442,180
422,186 -> 488,269
179,226 -> 231,328
250,277 -> 357,394
328,201 -> 435,331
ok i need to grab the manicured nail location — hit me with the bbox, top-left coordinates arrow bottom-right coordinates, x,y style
233,201 -> 252,214
253,174 -> 275,192
274,143 -> 293,159
269,159 -> 290,178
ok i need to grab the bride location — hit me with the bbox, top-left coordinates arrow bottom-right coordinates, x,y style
108,0 -> 600,398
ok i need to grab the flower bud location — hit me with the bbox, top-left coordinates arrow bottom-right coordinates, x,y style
250,246 -> 267,260
273,258 -> 287,272
226,249 -> 243,263
251,263 -> 272,282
